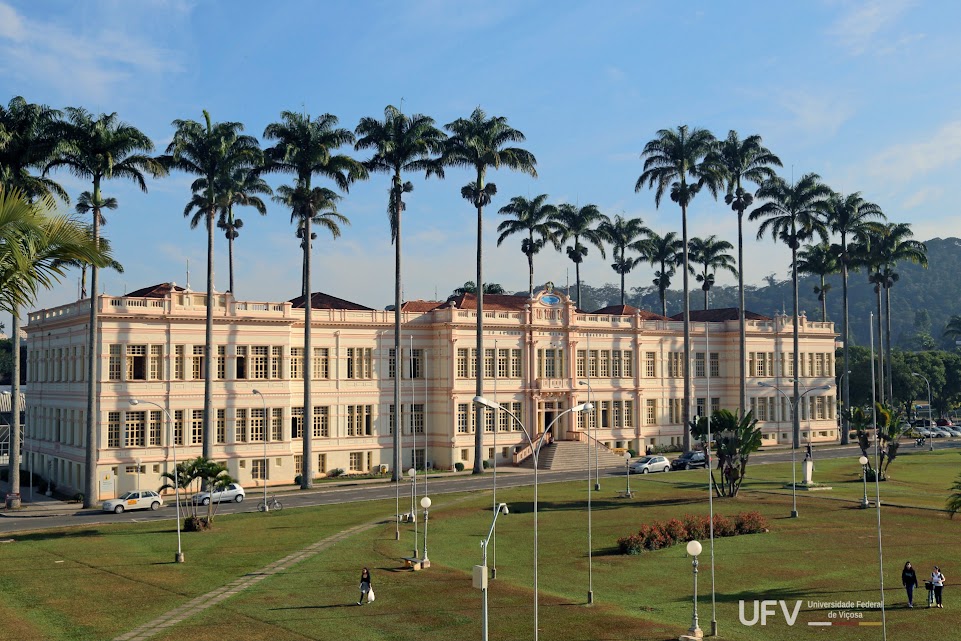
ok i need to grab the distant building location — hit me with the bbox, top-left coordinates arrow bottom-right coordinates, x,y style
24,284 -> 838,499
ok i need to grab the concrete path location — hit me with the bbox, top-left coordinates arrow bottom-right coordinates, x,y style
112,518 -> 383,641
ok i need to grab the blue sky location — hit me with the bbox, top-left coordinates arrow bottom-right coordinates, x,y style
2,0 -> 960,321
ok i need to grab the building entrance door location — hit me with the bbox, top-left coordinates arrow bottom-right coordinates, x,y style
540,400 -> 563,439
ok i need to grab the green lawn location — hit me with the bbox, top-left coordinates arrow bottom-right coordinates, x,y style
2,449 -> 960,641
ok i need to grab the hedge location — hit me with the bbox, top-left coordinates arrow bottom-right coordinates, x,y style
617,511 -> 768,555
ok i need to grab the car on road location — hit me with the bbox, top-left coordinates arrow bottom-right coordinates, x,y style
671,450 -> 708,470
191,483 -> 246,505
628,455 -> 671,474
102,491 -> 163,513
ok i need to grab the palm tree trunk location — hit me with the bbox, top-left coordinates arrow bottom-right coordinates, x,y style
203,207 -> 215,460
737,207 -> 746,419
681,202 -> 692,452
8,310 -> 21,504
227,225 -> 235,295
575,259 -> 581,309
820,276 -> 827,322
83,178 -> 102,508
303,214 -> 313,489
392,177 -> 402,483
875,285 -> 884,404
884,284 -> 894,403
527,250 -> 534,298
703,282 -> 708,311
792,243 -> 801,450
473,172 -> 485,475
81,265 -> 87,299
620,263 -> 625,306
660,286 -> 667,317
840,254 -> 850,445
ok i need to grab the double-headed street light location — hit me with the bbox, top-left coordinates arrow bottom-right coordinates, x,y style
130,398 -> 183,563
473,396 -> 592,641
757,382 -> 831,518
476,502 -> 510,641
251,389 -> 269,511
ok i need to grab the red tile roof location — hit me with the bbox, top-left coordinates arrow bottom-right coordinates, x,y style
590,304 -> 671,321
669,307 -> 772,322
288,292 -> 373,311
401,300 -> 446,312
126,283 -> 187,298
448,293 -> 529,311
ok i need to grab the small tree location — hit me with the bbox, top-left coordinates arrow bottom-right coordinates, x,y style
947,460 -> 961,518
160,456 -> 234,530
846,406 -> 875,470
876,403 -> 909,478
690,409 -> 762,498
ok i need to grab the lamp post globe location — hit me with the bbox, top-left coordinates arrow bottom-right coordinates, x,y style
687,540 -> 703,556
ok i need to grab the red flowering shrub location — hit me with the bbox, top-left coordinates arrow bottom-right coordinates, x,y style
643,522 -> 672,550
683,514 -> 710,539
734,511 -> 768,534
663,518 -> 689,542
618,512 -> 766,555
712,514 -> 736,537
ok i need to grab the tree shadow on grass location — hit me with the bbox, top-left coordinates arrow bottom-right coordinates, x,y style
4,528 -> 104,543
269,603 -> 356,610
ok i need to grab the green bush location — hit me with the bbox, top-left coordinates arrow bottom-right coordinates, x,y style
627,448 -> 637,458
454,462 -> 465,472
328,468 -> 344,478
293,475 -> 302,486
482,460 -> 490,469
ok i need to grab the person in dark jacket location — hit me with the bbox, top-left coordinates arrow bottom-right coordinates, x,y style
357,567 -> 372,605
902,561 -> 919,607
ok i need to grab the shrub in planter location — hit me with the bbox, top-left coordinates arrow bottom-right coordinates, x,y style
454,462 -> 465,472
328,468 -> 344,478
71,493 -> 84,504
712,513 -> 736,537
482,460 -> 490,469
734,511 -> 768,534
38,480 -> 49,494
663,518 -> 688,542
683,514 -> 710,540
294,475 -> 302,486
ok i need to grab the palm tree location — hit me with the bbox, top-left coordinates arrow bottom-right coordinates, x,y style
165,111 -> 259,459
874,222 -> 927,401
442,107 -> 536,475
0,189 -> 113,506
355,106 -> 445,483
637,125 -> 721,451
552,203 -> 608,307
0,97 -> 67,202
643,230 -> 682,316
48,108 -> 165,508
796,242 -> 838,322
710,130 -> 782,419
215,165 -> 271,295
452,281 -> 506,296
598,215 -> 650,306
262,111 -> 366,489
944,315 -> 961,343
688,235 -> 737,310
750,173 -> 831,449
823,192 -> 884,443
496,195 -> 560,296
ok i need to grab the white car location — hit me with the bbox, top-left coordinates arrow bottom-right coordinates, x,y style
629,455 -> 671,474
191,483 -> 246,505
103,490 -> 164,513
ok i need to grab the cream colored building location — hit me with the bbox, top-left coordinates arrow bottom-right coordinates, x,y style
23,283 -> 838,499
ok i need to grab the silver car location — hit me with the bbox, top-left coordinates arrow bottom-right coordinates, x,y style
191,483 -> 246,505
629,455 -> 671,474
103,490 -> 164,513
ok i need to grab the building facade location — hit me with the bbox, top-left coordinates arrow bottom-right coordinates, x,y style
24,284 -> 839,499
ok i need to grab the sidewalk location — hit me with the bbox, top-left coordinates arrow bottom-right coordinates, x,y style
0,478 -> 81,518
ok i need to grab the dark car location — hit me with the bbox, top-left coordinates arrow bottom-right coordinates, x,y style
671,450 -> 707,470
936,418 -> 954,427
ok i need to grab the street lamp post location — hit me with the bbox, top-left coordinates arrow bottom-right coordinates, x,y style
474,396 -> 592,641
579,382 -> 595,604
477,502 -> 509,641
252,390 -> 269,512
837,370 -> 851,439
624,452 -> 632,498
858,455 -> 870,508
680,540 -> 703,641
421,496 -> 431,561
130,399 -> 183,563
135,457 -> 141,494
408,467 -> 418,557
758,382 -> 831,518
911,373 -> 934,452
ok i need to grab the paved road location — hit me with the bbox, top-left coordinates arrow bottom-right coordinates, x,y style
2,439 -> 957,535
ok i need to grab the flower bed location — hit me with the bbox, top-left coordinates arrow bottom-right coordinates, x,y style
616,511 -> 768,555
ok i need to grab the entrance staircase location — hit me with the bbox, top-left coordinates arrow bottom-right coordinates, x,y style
519,439 -> 627,471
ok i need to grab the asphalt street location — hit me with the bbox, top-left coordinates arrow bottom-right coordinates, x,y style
2,439 -> 957,535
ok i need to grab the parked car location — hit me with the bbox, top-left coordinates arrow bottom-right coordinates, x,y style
943,427 -> 961,437
936,418 -> 954,427
103,490 -> 163,513
929,427 -> 950,438
191,483 -> 245,505
671,450 -> 707,470
628,455 -> 671,474
912,419 -> 934,428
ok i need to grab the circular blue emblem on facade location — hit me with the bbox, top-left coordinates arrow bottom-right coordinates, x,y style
541,295 -> 560,306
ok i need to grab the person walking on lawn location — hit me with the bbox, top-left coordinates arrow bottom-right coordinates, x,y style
932,566 -> 946,608
902,561 -> 919,608
358,567 -> 373,605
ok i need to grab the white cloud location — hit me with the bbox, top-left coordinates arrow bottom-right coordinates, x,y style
827,0 -> 914,56
901,185 -> 943,209
866,120 -> 961,184
776,90 -> 856,139
0,1 -> 184,102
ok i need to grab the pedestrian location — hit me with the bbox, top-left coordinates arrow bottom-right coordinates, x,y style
932,566 -> 946,609
357,567 -> 373,605
902,561 -> 918,607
